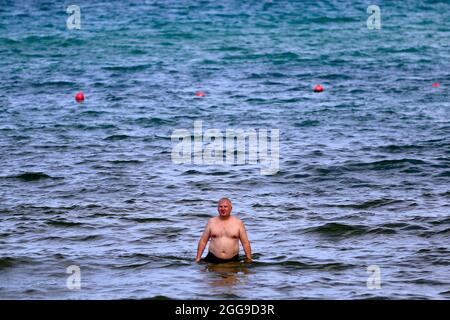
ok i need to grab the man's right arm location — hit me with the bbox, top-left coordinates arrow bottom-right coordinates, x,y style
195,219 -> 211,262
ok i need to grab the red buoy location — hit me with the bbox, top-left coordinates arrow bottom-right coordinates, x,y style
432,83 -> 440,88
313,84 -> 324,93
75,92 -> 85,103
195,91 -> 205,97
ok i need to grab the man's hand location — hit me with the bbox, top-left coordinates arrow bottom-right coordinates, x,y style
195,257 -> 201,263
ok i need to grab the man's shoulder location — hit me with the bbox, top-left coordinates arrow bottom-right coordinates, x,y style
231,216 -> 244,224
210,216 -> 242,223
209,216 -> 220,223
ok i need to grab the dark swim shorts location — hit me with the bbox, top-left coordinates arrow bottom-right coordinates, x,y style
203,252 -> 240,263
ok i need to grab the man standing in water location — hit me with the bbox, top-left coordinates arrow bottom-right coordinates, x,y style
195,198 -> 252,263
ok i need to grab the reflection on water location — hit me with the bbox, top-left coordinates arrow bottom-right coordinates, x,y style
202,262 -> 252,288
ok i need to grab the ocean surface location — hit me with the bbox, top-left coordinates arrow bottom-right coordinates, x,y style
0,0 -> 449,299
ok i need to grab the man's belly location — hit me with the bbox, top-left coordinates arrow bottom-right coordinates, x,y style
209,237 -> 239,259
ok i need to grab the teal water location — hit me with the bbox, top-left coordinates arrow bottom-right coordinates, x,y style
0,0 -> 449,299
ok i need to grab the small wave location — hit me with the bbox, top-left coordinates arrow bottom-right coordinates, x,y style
103,64 -> 152,72
61,38 -> 86,47
433,227 -> 450,235
41,236 -> 64,241
440,290 -> 450,297
80,110 -> 109,116
21,35 -> 61,44
106,94 -> 126,101
225,52 -> 298,63
252,260 -> 354,271
23,289 -> 47,295
53,253 -> 65,260
245,97 -> 268,104
213,293 -> 242,299
113,261 -> 152,269
0,257 -> 33,270
182,170 -> 202,175
5,172 -> 61,181
0,37 -> 18,45
142,295 -> 172,300
330,198 -> 404,209
408,278 -> 445,285
252,203 -> 278,208
437,171 -> 450,177
348,158 -> 427,170
378,144 -> 426,153
300,223 -> 369,236
208,171 -> 230,176
367,227 -> 397,235
380,222 -> 409,229
309,16 -> 359,24
294,120 -> 320,127
431,258 -> 449,266
0,257 -> 15,269
416,247 -> 450,255
159,254 -> 197,263
400,224 -> 429,231
266,52 -> 300,62
301,219 -> 440,237
321,73 -> 352,80
175,198 -> 204,204
428,216 -> 450,225
190,213 -> 212,218
246,72 -> 287,80
409,216 -> 450,226
13,204 -> 82,214
284,173 -> 311,179
376,46 -> 428,54
107,160 -> 143,164
129,49 -> 147,55
161,32 -> 196,40
118,253 -> 154,259
31,81 -> 73,88
154,228 -> 187,239
208,46 -> 247,53
46,220 -> 82,227
261,80 -> 286,86
104,134 -> 133,141
132,117 -> 171,127
61,235 -> 102,241
87,213 -> 114,218
125,217 -> 172,223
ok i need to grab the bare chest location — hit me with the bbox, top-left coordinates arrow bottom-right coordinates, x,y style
210,223 -> 240,239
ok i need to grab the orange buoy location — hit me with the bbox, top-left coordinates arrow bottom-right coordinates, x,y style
313,84 -> 324,93
75,91 -> 85,102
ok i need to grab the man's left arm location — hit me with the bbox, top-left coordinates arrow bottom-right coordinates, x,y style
239,221 -> 252,262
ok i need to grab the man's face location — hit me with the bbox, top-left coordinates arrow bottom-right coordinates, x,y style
218,201 -> 232,217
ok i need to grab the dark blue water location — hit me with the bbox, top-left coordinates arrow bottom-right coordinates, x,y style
0,0 -> 449,299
